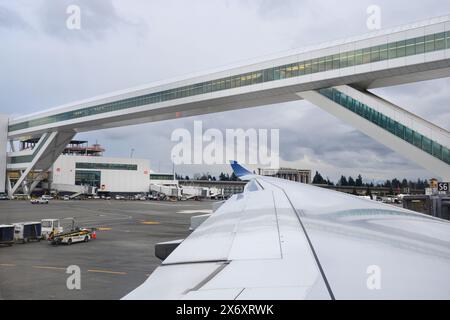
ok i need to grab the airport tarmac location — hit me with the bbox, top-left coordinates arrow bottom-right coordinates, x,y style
0,199 -> 213,300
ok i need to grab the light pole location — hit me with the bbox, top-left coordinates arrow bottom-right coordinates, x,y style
172,155 -> 175,180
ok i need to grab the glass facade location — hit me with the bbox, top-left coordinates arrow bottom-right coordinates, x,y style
9,31 -> 450,132
75,170 -> 101,188
150,174 -> 174,180
75,162 -> 138,171
318,88 -> 450,165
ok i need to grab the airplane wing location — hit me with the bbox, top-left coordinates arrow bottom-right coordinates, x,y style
123,162 -> 450,300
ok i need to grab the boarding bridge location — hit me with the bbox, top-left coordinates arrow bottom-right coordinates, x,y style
150,184 -> 181,199
181,186 -> 208,200
39,183 -> 94,198
3,15 -> 450,196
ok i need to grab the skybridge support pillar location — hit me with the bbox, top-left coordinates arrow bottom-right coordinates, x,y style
7,130 -> 76,197
0,114 -> 7,194
298,85 -> 450,181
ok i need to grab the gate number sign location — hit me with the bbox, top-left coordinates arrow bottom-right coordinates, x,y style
438,182 -> 449,192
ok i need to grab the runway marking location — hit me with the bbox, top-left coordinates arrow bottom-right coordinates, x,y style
0,264 -> 16,267
88,269 -> 127,275
32,265 -> 66,271
140,221 -> 160,225
177,209 -> 213,214
3,264 -> 136,276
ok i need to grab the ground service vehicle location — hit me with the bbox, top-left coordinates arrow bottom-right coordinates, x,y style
49,228 -> 95,245
41,219 -> 64,239
31,198 -> 49,204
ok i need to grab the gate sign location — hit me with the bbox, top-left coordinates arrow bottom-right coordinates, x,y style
438,182 -> 449,193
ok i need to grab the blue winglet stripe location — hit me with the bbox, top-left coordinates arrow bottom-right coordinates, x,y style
230,160 -> 252,178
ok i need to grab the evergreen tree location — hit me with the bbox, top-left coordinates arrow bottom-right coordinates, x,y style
401,179 -> 408,188
355,174 -> 363,187
348,176 -> 356,186
339,175 -> 348,186
312,171 -> 326,184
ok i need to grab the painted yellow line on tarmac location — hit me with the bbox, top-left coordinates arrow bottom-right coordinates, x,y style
0,263 -> 16,267
140,221 -> 160,225
97,227 -> 112,231
32,265 -> 66,271
88,269 -> 127,275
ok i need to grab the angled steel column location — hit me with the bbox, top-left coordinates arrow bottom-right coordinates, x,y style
298,85 -> 450,180
28,131 -> 75,194
9,132 -> 58,196
0,114 -> 8,194
9,130 -> 76,196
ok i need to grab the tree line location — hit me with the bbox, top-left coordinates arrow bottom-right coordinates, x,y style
176,172 -> 239,181
312,171 -> 430,190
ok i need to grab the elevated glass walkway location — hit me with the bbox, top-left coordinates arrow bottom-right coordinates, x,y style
9,30 -> 450,133
317,88 -> 450,166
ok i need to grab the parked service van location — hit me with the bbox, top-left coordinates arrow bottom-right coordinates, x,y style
0,225 -> 15,246
13,222 -> 42,243
41,219 -> 64,239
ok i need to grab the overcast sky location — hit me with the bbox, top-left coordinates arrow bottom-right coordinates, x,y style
1,0 -> 449,182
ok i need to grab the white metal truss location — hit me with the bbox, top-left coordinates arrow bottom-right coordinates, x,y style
8,130 -> 75,197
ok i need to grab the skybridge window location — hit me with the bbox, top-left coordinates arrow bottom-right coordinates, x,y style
405,39 -> 416,56
355,49 -> 363,65
425,34 -> 435,52
396,40 -> 406,57
435,32 -> 446,50
415,36 -> 425,54
326,55 -> 334,69
371,46 -> 380,62
388,43 -> 397,59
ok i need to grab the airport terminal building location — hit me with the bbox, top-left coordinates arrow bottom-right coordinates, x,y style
52,155 -> 150,194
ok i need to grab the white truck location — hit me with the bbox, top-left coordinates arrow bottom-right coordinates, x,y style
41,219 -> 64,240
30,198 -> 49,204
41,218 -> 77,240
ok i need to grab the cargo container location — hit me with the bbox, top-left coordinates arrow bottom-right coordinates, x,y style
13,222 -> 42,243
0,225 -> 15,246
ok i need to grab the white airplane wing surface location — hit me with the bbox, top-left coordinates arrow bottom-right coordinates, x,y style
124,162 -> 450,300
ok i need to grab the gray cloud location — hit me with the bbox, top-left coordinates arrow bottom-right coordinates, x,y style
0,4 -> 29,30
36,0 -> 144,41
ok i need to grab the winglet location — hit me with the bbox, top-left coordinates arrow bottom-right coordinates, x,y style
230,160 -> 253,178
